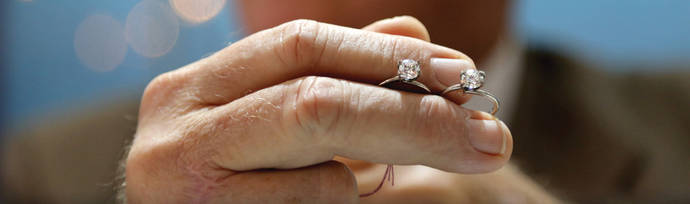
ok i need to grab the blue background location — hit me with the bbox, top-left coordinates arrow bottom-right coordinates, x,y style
2,0 -> 689,133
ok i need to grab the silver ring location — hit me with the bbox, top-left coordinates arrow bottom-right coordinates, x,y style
442,69 -> 500,115
379,59 -> 431,92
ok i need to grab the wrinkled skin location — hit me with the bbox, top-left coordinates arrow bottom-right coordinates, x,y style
125,0 -> 557,202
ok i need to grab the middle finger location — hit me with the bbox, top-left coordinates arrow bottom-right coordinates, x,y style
196,76 -> 512,174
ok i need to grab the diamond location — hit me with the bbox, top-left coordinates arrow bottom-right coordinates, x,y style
460,69 -> 485,91
397,59 -> 420,81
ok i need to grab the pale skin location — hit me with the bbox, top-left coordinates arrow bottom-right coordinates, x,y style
124,1 -> 558,203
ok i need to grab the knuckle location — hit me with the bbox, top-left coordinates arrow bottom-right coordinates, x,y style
292,76 -> 346,136
383,35 -> 427,68
276,19 -> 324,67
140,72 -> 180,113
141,69 -> 202,117
418,96 -> 453,122
415,96 -> 456,149
143,72 -> 174,101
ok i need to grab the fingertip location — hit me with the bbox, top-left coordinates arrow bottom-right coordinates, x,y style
467,119 -> 505,155
467,118 -> 513,173
497,120 -> 512,155
430,58 -> 475,87
438,113 -> 512,174
467,110 -> 497,120
363,16 -> 431,42
430,57 -> 478,104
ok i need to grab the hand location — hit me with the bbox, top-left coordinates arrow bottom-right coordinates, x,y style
125,16 -> 513,203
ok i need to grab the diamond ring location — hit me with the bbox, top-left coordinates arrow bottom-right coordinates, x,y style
379,59 -> 431,92
442,69 -> 500,115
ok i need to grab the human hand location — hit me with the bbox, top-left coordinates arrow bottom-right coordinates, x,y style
125,16 -> 512,203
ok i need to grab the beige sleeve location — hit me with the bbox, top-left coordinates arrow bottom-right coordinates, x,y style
2,97 -> 139,203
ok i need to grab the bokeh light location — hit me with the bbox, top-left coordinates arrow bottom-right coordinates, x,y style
73,14 -> 127,72
170,0 -> 226,24
125,0 -> 179,58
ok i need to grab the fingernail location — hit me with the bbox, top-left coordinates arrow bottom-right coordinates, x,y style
467,119 -> 508,155
381,16 -> 397,23
430,58 -> 474,86
469,111 -> 496,120
381,16 -> 406,23
497,120 -> 510,154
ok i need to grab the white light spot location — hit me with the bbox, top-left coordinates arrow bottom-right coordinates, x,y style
125,0 -> 180,58
74,14 -> 127,72
170,0 -> 226,24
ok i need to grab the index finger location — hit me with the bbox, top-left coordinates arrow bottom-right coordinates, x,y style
152,19 -> 475,106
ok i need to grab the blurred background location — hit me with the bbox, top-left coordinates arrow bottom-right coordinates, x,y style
1,0 -> 688,203
3,0 -> 690,133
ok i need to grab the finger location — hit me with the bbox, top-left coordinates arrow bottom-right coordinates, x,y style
145,19 -> 476,111
125,159 -> 359,202
209,161 -> 358,203
200,76 -> 512,174
362,16 -> 431,42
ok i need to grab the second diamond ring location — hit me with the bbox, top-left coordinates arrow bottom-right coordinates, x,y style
442,69 -> 500,115
379,59 -> 431,92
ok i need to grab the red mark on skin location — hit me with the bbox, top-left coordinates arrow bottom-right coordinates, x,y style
359,164 -> 395,197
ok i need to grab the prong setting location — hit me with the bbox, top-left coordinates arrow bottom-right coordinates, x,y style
460,69 -> 485,91
397,59 -> 421,82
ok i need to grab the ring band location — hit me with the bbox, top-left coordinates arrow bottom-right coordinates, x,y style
379,59 -> 431,92
442,69 -> 500,115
